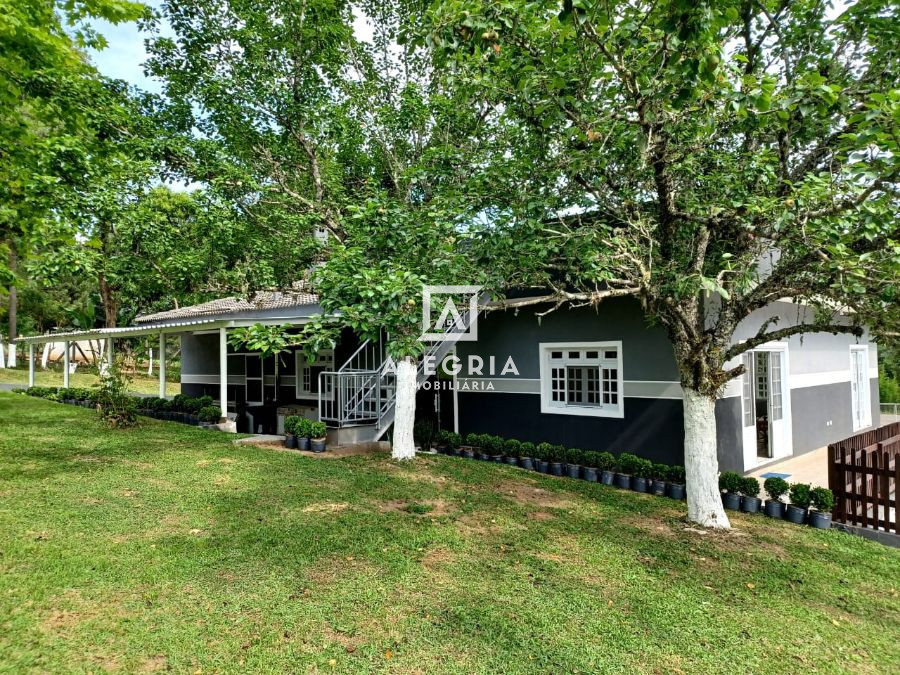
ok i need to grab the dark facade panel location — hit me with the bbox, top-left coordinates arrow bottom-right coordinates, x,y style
790,378 -> 881,455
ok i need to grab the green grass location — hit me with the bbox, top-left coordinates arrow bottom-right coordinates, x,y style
1,393 -> 898,673
0,366 -> 179,396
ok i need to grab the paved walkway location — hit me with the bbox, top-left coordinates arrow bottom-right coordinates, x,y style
747,446 -> 829,488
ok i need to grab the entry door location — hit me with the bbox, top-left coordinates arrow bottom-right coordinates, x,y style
766,350 -> 790,455
740,353 -> 757,464
850,346 -> 871,431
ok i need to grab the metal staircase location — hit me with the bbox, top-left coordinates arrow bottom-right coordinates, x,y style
318,309 -> 476,442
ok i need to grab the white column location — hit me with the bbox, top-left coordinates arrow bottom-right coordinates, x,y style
0,342 -> 5,369
158,333 -> 166,399
106,337 -> 114,374
147,347 -> 153,376
8,343 -> 16,367
41,342 -> 50,369
63,341 -> 70,389
28,344 -> 35,387
219,327 -> 228,419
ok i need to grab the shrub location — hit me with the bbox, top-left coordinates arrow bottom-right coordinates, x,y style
565,448 -> 585,465
464,432 -> 480,448
581,451 -> 598,468
534,442 -> 553,461
742,476 -> 760,498
617,452 -> 640,475
197,395 -> 214,409
483,434 -> 504,455
295,418 -> 313,438
763,476 -> 789,502
309,420 -> 327,439
719,471 -> 743,494
444,431 -> 462,449
667,465 -> 686,484
96,365 -> 137,429
633,457 -> 653,479
548,444 -> 567,463
284,415 -> 301,436
504,439 -> 522,457
810,486 -> 834,512
413,421 -> 435,448
198,405 -> 222,423
652,463 -> 669,481
520,441 -> 536,457
789,483 -> 812,509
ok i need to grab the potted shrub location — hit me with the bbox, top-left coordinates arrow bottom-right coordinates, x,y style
740,476 -> 762,514
296,418 -> 312,451
650,464 -> 668,496
462,433 -> 479,459
547,444 -> 566,476
309,420 -> 327,453
786,483 -> 811,524
597,451 -> 616,485
581,451 -> 599,482
283,415 -> 299,449
630,457 -> 652,493
446,431 -> 462,456
665,465 -> 686,500
808,487 -> 834,529
719,471 -> 743,510
504,439 -> 521,466
565,448 -> 583,479
615,453 -> 637,489
487,435 -> 505,462
534,443 -> 552,473
413,421 -> 435,452
519,442 -> 536,471
198,405 -> 221,427
762,477 -> 788,518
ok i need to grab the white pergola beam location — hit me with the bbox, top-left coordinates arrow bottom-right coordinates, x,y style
219,327 -> 228,419
159,333 -> 166,399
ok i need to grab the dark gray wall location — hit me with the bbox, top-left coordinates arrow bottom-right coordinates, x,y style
789,378 -> 881,455
716,397 -> 744,472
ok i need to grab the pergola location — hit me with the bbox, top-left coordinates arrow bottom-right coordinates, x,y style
14,317 -> 294,422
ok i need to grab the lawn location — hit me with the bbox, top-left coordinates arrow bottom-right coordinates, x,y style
1,394 -> 898,673
0,365 -> 179,396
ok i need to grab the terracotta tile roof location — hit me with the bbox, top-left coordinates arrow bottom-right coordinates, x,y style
134,291 -> 319,324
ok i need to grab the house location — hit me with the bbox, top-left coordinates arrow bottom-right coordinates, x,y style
14,289 -> 879,474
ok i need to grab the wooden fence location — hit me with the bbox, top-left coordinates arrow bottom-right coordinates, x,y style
828,422 -> 900,533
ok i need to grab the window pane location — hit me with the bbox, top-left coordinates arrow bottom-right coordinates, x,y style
603,350 -> 617,360
566,366 -> 584,403
586,351 -> 599,359
568,351 -> 581,359
550,351 -> 563,359
551,367 -> 565,402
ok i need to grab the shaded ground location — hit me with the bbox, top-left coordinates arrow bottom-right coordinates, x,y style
1,393 -> 898,673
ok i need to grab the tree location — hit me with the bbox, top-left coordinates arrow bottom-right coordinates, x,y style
0,0 -> 148,350
429,0 -> 899,526
149,0 -> 482,459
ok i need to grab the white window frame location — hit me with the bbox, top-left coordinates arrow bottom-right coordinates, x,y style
538,341 -> 624,418
295,349 -> 334,397
849,345 -> 872,431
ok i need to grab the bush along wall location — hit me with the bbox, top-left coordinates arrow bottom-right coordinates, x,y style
432,431 -> 688,502
16,387 -> 217,428
431,430 -> 833,528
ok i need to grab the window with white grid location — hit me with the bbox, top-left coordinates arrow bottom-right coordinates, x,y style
540,343 -> 623,418
295,349 -> 334,397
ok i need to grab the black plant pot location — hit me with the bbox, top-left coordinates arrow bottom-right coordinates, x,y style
491,455 -> 503,463
298,437 -> 311,451
566,464 -> 581,479
651,480 -> 666,496
462,449 -> 476,459
549,462 -> 564,477
188,415 -> 199,426
504,456 -> 518,466
451,447 -> 461,457
477,452 -> 491,461
600,470 -> 615,485
666,483 -> 686,500
722,492 -> 742,510
808,511 -> 832,529
785,504 -> 807,524
583,467 -> 598,482
536,460 -> 549,473
763,500 -> 784,519
741,496 -> 762,514
614,473 -> 631,489
631,477 -> 648,493
284,434 -> 298,449
311,439 -> 326,453
519,457 -> 534,471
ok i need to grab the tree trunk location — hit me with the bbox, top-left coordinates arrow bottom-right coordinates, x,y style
682,387 -> 730,528
98,273 -> 117,328
392,355 -> 417,460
